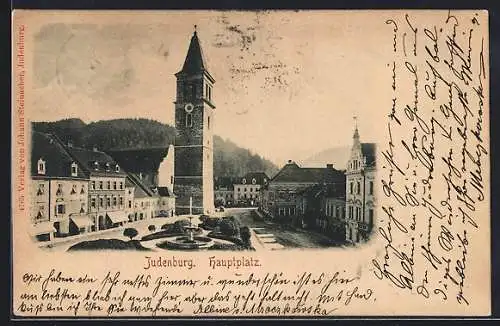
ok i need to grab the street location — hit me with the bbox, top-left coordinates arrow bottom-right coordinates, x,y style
40,207 -> 345,253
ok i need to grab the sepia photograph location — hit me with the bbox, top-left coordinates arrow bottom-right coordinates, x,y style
28,12 -> 377,253
12,10 -> 490,317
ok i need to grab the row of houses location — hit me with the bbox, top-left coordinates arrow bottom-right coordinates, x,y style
259,126 -> 376,244
214,172 -> 270,207
30,132 -> 175,242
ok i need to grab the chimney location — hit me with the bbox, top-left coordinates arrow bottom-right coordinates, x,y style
326,163 -> 333,169
93,146 -> 98,152
288,160 -> 293,164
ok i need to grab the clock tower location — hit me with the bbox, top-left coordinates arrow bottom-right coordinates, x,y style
173,27 -> 215,215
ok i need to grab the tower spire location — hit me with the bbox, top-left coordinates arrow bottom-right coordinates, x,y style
179,25 -> 207,74
353,116 -> 359,139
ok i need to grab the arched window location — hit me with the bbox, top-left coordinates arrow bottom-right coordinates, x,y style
186,113 -> 193,127
71,162 -> 78,176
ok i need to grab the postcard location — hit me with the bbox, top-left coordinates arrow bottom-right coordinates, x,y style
11,9 -> 490,317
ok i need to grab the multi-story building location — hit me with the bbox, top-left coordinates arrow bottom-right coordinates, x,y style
295,183 -> 346,238
260,160 -> 345,225
30,132 -> 90,241
345,126 -> 376,243
66,146 -> 129,231
214,176 -> 237,207
233,172 -> 269,206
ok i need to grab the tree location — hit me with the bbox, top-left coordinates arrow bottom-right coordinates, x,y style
123,228 -> 138,240
240,226 -> 251,245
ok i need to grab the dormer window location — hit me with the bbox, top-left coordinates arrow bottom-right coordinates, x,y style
115,165 -> 120,172
37,158 -> 46,175
252,178 -> 257,185
93,161 -> 99,171
242,178 -> 247,185
105,163 -> 110,171
71,162 -> 78,177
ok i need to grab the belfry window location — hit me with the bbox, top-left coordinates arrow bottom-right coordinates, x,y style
186,113 -> 193,127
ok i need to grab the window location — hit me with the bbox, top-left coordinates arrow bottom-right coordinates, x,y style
80,203 -> 85,213
252,178 -> 256,185
71,162 -> 78,176
250,188 -> 253,192
357,181 -> 361,195
91,197 -> 96,208
244,188 -> 247,192
99,181 -> 103,190
170,176 -> 174,185
56,184 -> 63,196
186,113 -> 193,127
56,204 -> 65,215
37,184 -> 45,196
369,209 -> 374,223
107,181 -> 111,190
37,158 -> 46,175
113,196 -> 117,206
128,200 -> 132,208
205,84 -> 209,98
91,181 -> 95,190
119,182 -> 123,190
191,84 -> 196,99
70,185 -> 77,195
207,116 -> 210,130
113,181 -> 117,190
36,206 -> 45,221
80,185 -> 85,194
99,197 -> 104,207
107,197 -> 111,207
349,182 -> 353,194
349,206 -> 353,219
115,165 -> 120,172
369,181 -> 374,195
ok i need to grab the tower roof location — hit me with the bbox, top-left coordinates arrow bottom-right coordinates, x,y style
179,28 -> 208,74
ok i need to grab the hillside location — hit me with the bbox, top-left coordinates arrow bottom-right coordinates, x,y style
299,146 -> 351,170
31,118 -> 279,178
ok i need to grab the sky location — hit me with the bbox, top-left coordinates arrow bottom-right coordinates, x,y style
28,11 -> 389,166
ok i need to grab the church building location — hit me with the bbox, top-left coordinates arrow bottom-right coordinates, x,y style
173,27 -> 216,215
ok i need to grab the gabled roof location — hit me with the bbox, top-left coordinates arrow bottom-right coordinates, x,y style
361,143 -> 376,167
31,132 -> 88,179
271,161 -> 345,184
66,147 -> 127,177
126,173 -> 157,198
298,182 -> 346,200
179,30 -> 208,75
240,172 -> 270,185
157,186 -> 173,197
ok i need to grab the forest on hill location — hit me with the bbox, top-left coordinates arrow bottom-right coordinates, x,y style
32,118 -> 279,178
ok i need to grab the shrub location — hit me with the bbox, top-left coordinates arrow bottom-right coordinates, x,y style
219,219 -> 239,237
240,226 -> 251,246
148,225 -> 156,232
123,228 -> 138,240
173,219 -> 191,233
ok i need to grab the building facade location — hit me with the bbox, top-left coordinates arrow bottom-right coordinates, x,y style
345,126 -> 376,243
30,132 -> 90,241
67,146 -> 129,231
174,28 -> 215,215
260,160 -> 345,226
233,172 -> 269,206
214,176 -> 237,207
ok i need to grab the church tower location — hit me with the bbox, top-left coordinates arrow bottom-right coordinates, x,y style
173,27 -> 215,215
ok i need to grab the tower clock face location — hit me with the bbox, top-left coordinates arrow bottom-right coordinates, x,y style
184,103 -> 194,113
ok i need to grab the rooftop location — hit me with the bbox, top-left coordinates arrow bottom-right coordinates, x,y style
271,160 -> 345,184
